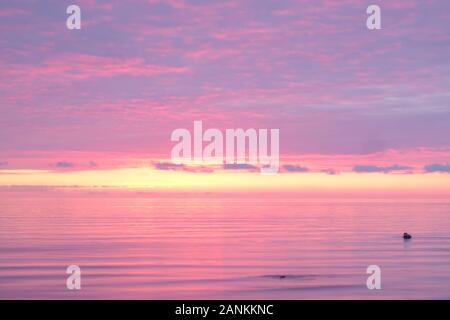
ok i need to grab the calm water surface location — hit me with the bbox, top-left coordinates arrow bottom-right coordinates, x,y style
1,192 -> 450,299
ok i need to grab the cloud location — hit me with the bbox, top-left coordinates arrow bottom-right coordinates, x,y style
353,164 -> 413,173
48,160 -> 101,171
153,162 -> 214,173
282,165 -> 309,173
223,163 -> 258,171
1,1 -> 450,161
0,161 -> 8,166
153,162 -> 185,171
0,8 -> 30,17
7,55 -> 189,82
54,161 -> 75,168
424,163 -> 450,173
353,165 -> 385,173
321,168 -> 338,175
383,164 -> 413,172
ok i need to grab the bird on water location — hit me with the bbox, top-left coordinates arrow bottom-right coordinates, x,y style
403,232 -> 412,240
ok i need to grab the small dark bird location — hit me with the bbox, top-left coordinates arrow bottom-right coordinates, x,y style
403,232 -> 412,240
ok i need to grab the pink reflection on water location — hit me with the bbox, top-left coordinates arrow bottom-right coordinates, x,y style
1,191 -> 450,299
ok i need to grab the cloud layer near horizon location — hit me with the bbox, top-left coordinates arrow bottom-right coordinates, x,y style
1,148 -> 450,175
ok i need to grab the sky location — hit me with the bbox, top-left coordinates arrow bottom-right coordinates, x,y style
1,0 -> 450,193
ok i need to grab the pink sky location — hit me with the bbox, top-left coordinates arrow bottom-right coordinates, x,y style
1,0 -> 450,190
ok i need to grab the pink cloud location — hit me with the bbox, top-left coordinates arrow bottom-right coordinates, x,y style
5,54 -> 189,81
0,8 -> 30,17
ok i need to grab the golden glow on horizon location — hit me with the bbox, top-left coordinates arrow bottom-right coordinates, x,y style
1,167 -> 450,192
